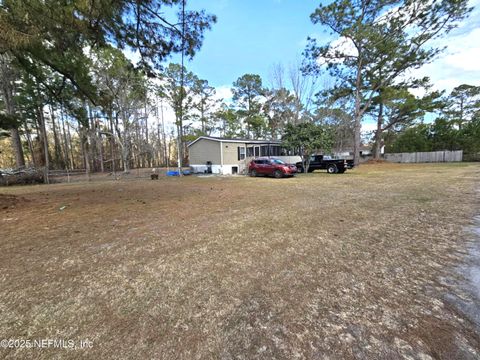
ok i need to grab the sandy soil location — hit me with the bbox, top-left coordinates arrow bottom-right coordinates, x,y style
0,163 -> 479,359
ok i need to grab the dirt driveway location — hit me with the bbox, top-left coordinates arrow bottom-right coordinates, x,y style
1,163 -> 479,359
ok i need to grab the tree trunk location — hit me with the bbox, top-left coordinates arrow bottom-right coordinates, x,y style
88,106 -> 98,172
135,119 -> 141,168
10,128 -> 25,168
38,106 -> 50,183
120,119 -> 130,173
122,139 -> 130,173
175,118 -> 183,171
108,109 -> 116,175
66,120 -> 76,169
2,85 -> 24,168
60,108 -> 71,170
144,104 -> 151,168
161,103 -> 168,167
0,55 -> 25,168
80,127 -> 91,179
353,58 -> 363,167
115,111 -> 131,173
374,101 -> 384,160
98,131 -> 104,172
50,105 -> 63,168
23,120 -> 36,167
353,115 -> 362,166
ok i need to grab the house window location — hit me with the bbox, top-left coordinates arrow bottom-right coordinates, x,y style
238,146 -> 246,160
247,147 -> 254,157
254,146 -> 260,157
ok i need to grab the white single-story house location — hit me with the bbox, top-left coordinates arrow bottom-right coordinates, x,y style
188,136 -> 301,175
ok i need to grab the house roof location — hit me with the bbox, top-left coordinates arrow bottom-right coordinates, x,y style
187,136 -> 282,147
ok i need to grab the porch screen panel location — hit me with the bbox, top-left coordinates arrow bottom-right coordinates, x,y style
261,146 -> 268,156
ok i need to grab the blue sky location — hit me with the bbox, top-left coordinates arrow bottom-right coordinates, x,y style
181,0 -> 320,88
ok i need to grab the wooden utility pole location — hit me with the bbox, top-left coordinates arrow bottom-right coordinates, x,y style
177,0 -> 186,176
109,109 -> 116,177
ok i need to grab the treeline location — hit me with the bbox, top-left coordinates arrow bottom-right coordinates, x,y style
0,0 -> 477,172
0,1 -> 352,173
384,84 -> 480,157
0,1 -> 216,172
0,54 -> 354,171
386,117 -> 480,158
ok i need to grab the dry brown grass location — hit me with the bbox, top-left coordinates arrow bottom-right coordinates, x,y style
0,163 -> 479,359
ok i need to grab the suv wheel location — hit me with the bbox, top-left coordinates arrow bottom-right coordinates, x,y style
250,169 -> 257,177
274,170 -> 283,179
327,164 -> 337,174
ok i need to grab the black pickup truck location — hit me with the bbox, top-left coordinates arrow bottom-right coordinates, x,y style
296,155 -> 352,174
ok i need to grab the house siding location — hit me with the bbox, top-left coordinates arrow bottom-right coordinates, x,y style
222,142 -> 246,165
222,142 -> 248,174
188,138 -> 221,165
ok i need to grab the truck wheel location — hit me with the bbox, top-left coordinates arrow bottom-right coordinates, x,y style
250,169 -> 257,177
297,167 -> 303,174
274,170 -> 283,179
327,164 -> 337,174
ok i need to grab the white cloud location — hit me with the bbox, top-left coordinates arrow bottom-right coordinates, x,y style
361,121 -> 377,133
411,0 -> 480,93
214,85 -> 233,102
443,43 -> 480,73
330,37 -> 357,57
409,87 -> 427,98
317,36 -> 358,66
123,48 -> 141,66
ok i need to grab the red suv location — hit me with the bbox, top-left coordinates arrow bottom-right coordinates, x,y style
248,157 -> 297,178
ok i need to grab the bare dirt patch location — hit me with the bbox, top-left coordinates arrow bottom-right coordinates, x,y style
0,163 -> 479,359
0,194 -> 30,210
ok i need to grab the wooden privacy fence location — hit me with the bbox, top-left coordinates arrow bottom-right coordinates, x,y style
385,150 -> 463,163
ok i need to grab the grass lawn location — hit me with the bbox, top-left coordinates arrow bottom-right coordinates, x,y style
1,163 -> 479,359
